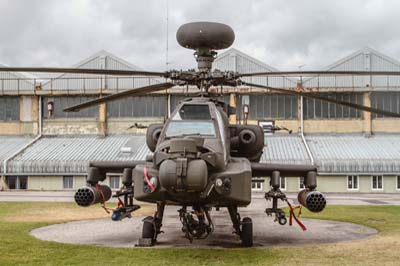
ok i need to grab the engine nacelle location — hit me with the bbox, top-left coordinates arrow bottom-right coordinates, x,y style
74,185 -> 112,207
230,125 -> 264,162
297,190 -> 326,213
146,123 -> 163,152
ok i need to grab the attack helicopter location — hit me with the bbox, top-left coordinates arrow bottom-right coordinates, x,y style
1,22 -> 400,247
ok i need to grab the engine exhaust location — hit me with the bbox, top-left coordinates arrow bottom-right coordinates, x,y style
297,190 -> 326,213
74,185 -> 112,207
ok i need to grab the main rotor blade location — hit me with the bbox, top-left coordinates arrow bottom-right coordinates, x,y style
64,82 -> 174,112
0,67 -> 166,77
242,81 -> 400,118
239,70 -> 400,77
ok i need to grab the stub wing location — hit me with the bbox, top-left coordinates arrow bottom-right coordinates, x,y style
250,162 -> 317,177
87,161 -> 146,184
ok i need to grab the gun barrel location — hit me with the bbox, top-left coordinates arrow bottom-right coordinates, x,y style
297,190 -> 326,213
74,185 -> 112,207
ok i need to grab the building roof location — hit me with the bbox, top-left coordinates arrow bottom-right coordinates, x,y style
214,48 -> 297,88
41,50 -> 161,93
261,135 -> 311,165
306,134 -> 400,174
3,133 -> 400,175
6,135 -> 149,174
0,63 -> 36,94
303,47 -> 400,90
0,136 -> 35,173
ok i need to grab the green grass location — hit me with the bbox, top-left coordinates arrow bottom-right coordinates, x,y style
0,202 -> 399,266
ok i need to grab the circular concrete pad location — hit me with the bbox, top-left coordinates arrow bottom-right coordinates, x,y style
31,209 -> 378,248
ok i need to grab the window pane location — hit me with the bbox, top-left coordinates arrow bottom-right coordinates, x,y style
0,97 -> 19,121
397,176 -> 400,189
378,176 -> 383,189
371,92 -> 400,118
249,94 -> 297,119
304,93 -> 362,119
110,176 -> 120,189
354,176 -> 358,189
63,176 -> 73,189
348,176 -> 353,189
107,95 -> 166,118
280,177 -> 286,189
6,176 -> 16,189
314,99 -> 322,119
18,176 -> 27,190
372,176 -> 377,189
299,176 -> 305,189
43,96 -> 98,118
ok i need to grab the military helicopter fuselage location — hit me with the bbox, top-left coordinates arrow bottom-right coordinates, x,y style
133,97 -> 263,207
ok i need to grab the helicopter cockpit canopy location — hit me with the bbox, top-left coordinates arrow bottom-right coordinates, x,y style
166,103 -> 216,138
174,104 -> 211,120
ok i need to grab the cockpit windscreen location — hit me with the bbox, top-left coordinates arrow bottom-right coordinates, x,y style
165,121 -> 216,138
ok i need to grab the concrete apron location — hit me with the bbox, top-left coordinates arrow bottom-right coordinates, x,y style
30,207 -> 377,249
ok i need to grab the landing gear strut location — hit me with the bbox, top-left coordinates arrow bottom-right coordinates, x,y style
138,201 -> 165,246
228,205 -> 253,247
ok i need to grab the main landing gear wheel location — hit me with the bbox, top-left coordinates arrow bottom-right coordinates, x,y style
142,216 -> 156,243
241,217 -> 253,247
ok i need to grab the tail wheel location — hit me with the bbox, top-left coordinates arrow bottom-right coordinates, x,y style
241,217 -> 253,247
142,216 -> 155,240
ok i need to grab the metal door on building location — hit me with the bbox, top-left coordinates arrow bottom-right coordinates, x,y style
5,176 -> 28,189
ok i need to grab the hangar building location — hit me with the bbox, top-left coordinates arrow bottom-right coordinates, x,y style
1,47 -> 400,193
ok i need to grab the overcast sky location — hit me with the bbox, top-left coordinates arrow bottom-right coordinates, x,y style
1,0 -> 400,72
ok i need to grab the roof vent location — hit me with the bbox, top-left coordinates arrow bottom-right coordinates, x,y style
120,147 -> 132,154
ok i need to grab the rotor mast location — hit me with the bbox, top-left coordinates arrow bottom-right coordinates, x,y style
195,48 -> 217,93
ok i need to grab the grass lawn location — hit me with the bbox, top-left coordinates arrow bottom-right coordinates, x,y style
0,202 -> 399,266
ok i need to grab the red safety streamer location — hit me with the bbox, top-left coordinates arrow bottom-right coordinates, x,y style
286,201 -> 307,231
144,166 -> 155,192
96,184 -> 111,214
95,184 -> 125,214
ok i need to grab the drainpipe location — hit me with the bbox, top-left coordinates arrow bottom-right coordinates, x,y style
3,96 -> 43,175
299,95 -> 315,165
38,95 -> 42,135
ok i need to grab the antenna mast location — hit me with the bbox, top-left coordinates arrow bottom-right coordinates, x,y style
165,0 -> 169,69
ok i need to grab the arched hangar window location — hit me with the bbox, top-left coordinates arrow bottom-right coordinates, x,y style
371,92 -> 400,118
42,96 -> 98,118
107,95 -> 167,118
303,92 -> 363,119
237,94 -> 297,120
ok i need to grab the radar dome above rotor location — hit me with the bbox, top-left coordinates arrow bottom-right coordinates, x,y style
176,22 -> 235,51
